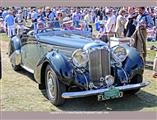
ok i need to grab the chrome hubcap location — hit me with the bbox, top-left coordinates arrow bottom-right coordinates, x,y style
47,71 -> 56,99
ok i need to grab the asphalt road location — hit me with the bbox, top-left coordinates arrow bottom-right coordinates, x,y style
1,39 -> 157,111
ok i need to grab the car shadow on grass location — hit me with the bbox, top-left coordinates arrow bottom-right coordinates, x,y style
16,68 -> 37,83
57,90 -> 157,111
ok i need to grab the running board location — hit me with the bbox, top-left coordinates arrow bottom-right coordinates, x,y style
21,65 -> 34,74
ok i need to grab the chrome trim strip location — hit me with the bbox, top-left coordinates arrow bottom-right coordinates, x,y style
62,81 -> 150,99
21,65 -> 34,74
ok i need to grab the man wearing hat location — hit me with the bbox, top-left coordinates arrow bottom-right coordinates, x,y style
62,17 -> 74,30
4,10 -> 15,37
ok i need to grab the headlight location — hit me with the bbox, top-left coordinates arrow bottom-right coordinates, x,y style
105,75 -> 115,87
112,46 -> 127,62
72,49 -> 89,67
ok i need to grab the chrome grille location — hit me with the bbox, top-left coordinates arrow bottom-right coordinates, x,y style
89,48 -> 110,81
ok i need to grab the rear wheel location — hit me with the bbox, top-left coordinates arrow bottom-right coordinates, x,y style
45,65 -> 66,106
11,64 -> 21,71
125,75 -> 143,94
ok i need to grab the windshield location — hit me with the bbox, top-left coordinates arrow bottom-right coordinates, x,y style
34,20 -> 93,38
34,20 -> 61,32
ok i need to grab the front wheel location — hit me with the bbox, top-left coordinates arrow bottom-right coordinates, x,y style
125,75 -> 143,94
45,65 -> 66,106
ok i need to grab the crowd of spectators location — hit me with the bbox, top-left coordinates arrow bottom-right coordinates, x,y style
0,6 -> 156,36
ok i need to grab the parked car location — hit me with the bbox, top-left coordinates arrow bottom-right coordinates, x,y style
9,21 -> 149,106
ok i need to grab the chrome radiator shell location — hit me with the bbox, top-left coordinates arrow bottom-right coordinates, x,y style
88,47 -> 111,81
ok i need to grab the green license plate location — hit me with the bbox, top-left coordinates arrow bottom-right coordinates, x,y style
97,87 -> 123,101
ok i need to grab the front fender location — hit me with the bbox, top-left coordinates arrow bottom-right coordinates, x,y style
34,50 -> 74,85
9,36 -> 22,65
9,36 -> 21,56
115,45 -> 144,83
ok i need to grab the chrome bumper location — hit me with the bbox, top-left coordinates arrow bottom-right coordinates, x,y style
62,81 -> 150,99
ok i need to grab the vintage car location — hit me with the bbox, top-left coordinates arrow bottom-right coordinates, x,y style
9,21 -> 149,106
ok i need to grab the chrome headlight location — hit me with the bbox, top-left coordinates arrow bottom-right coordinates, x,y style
105,75 -> 115,87
112,46 -> 127,62
72,49 -> 89,67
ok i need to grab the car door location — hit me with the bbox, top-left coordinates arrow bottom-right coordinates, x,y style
20,32 -> 42,72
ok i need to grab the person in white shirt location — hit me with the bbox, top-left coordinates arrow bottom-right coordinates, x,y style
115,9 -> 127,37
84,11 -> 93,24
105,9 -> 116,34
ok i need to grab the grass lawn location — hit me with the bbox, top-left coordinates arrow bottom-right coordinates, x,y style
147,41 -> 157,48
0,33 -> 9,41
147,50 -> 156,62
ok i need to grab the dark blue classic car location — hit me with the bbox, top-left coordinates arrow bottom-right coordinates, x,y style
9,21 -> 149,106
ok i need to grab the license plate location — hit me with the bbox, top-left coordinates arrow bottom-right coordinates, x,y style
97,87 -> 123,101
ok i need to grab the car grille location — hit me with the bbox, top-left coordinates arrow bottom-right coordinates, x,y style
89,48 -> 111,82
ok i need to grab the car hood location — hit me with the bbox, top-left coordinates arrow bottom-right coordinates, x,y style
37,34 -> 106,49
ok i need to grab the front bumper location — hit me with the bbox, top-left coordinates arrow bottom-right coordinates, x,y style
62,81 -> 150,99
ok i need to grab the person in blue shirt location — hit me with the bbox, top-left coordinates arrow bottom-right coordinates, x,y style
72,7 -> 82,28
31,8 -> 38,23
135,7 -> 154,29
23,7 -> 28,21
45,7 -> 55,21
4,10 -> 15,37
31,8 -> 38,30
37,8 -> 46,22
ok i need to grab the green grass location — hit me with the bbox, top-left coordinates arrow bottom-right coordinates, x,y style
0,33 -> 10,41
146,50 -> 156,62
146,41 -> 157,48
146,41 -> 157,62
